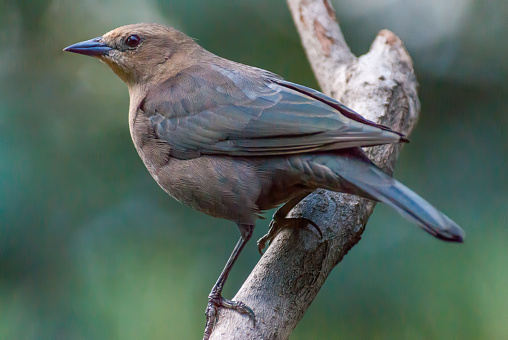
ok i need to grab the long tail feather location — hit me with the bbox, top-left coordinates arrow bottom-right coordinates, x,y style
330,152 -> 465,242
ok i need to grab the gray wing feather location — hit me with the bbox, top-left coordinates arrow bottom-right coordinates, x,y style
144,64 -> 404,159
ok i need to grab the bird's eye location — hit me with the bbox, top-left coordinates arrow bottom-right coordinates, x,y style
125,34 -> 141,48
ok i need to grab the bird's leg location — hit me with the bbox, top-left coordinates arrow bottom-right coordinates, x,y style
257,192 -> 322,254
203,223 -> 255,340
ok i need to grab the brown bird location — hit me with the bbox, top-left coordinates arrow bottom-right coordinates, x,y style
64,23 -> 464,339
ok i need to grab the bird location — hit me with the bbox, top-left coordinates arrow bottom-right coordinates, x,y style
64,23 -> 464,339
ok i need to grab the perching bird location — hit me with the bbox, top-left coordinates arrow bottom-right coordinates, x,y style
64,23 -> 464,339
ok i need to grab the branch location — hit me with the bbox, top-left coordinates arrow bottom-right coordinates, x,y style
210,0 -> 420,338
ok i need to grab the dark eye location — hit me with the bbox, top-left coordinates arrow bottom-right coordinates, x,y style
125,34 -> 141,48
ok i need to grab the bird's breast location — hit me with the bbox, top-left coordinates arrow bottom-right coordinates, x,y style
129,107 -> 172,171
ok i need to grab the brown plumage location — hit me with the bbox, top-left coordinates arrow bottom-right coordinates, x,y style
64,23 -> 464,339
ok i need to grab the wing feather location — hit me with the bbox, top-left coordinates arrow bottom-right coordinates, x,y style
143,64 -> 406,159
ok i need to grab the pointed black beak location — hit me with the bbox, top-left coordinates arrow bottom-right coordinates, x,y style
63,37 -> 112,56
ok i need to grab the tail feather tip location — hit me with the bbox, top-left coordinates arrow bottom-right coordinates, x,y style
433,217 -> 465,243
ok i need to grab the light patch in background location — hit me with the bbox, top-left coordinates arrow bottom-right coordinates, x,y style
334,0 -> 507,83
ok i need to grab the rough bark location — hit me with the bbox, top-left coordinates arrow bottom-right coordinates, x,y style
209,0 -> 420,339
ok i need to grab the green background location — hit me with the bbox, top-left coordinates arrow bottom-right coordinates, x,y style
0,0 -> 506,339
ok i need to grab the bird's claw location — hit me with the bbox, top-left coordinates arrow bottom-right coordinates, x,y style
257,216 -> 323,255
203,295 -> 255,340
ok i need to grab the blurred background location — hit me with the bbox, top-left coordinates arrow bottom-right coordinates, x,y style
0,0 -> 506,339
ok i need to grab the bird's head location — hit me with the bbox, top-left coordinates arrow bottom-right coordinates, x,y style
64,23 -> 200,86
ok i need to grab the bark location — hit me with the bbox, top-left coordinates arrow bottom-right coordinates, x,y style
209,0 -> 420,338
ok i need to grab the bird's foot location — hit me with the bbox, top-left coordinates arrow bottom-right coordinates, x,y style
203,293 -> 255,340
257,216 -> 323,254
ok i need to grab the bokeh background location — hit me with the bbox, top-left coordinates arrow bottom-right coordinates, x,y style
1,0 -> 506,339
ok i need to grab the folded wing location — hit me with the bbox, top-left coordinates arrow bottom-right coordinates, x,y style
142,63 -> 407,159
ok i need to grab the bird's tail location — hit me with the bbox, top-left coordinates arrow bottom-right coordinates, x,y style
323,151 -> 465,242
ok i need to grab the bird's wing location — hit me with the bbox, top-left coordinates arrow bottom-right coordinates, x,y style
141,64 -> 407,159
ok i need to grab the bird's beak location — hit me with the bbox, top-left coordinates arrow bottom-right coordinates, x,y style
63,37 -> 112,56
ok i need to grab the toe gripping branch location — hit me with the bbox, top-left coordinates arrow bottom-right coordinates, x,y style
257,214 -> 323,255
257,193 -> 323,254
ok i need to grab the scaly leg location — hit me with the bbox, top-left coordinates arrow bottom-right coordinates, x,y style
203,223 -> 255,340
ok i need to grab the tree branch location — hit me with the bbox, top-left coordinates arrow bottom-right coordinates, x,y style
209,0 -> 420,338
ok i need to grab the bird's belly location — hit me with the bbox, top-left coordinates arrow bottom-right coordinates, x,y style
152,155 -> 263,224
